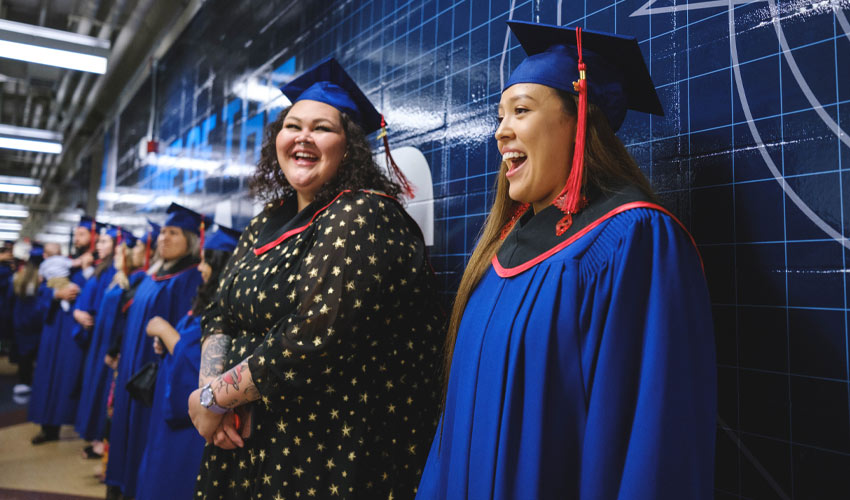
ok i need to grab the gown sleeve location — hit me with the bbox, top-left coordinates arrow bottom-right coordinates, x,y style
71,276 -> 98,346
248,193 -> 426,397
163,315 -> 202,427
577,208 -> 717,500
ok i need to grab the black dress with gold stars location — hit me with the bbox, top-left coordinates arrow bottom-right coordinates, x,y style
195,190 -> 445,500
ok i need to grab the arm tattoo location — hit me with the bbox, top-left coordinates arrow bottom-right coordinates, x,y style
199,334 -> 229,386
213,358 -> 261,408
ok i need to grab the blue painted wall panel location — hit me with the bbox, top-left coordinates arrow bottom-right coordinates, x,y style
103,1 -> 850,497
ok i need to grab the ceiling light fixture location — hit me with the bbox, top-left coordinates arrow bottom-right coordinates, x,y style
0,19 -> 109,74
0,175 -> 42,195
0,124 -> 63,154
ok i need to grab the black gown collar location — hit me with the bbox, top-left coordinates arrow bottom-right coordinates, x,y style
254,195 -> 322,253
494,184 -> 660,277
153,254 -> 199,281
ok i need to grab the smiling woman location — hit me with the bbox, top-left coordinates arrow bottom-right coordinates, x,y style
416,22 -> 716,500
191,58 -> 444,500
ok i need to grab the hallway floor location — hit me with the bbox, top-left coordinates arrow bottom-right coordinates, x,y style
0,357 -> 104,499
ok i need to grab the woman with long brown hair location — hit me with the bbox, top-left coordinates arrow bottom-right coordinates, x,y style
416,22 -> 716,499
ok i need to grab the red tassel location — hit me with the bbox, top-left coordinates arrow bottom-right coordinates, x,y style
144,237 -> 151,271
379,115 -> 415,199
553,27 -> 589,236
500,202 -> 530,240
199,220 -> 205,263
89,220 -> 97,253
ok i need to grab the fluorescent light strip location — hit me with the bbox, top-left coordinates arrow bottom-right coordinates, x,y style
0,222 -> 22,231
0,209 -> 28,218
0,19 -> 110,49
0,124 -> 62,142
0,136 -> 62,154
0,40 -> 107,74
0,183 -> 41,195
0,231 -> 20,241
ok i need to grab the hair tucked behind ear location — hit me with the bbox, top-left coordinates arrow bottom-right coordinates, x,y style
441,91 -> 657,404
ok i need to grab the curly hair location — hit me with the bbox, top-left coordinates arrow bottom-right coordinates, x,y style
250,105 -> 402,206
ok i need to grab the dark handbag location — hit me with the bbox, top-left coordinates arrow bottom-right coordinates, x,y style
125,361 -> 158,407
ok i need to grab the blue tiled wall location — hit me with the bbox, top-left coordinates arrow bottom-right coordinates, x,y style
106,1 -> 850,497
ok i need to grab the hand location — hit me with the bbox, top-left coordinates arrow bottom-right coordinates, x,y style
146,316 -> 170,338
79,252 -> 94,268
73,310 -> 94,329
55,284 -> 80,301
152,337 -> 164,355
188,387 -> 226,443
104,354 -> 119,370
211,410 -> 250,449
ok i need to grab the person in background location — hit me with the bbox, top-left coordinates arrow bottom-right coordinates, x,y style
102,224 -> 157,494
8,243 -> 48,397
106,205 -> 204,499
190,58 -> 444,500
74,227 -> 130,461
0,240 -> 16,357
28,216 -> 97,444
39,244 -> 74,312
416,22 -> 716,499
136,225 -> 240,500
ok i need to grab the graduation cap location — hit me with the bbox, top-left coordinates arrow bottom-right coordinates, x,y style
280,58 -> 413,197
505,20 -> 663,132
141,220 -> 160,247
141,219 -> 161,271
502,21 -> 663,237
164,203 -> 209,234
280,57 -> 381,134
29,242 -> 44,262
78,215 -> 103,252
204,225 -> 241,253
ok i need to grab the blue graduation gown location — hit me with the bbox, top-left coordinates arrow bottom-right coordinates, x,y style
10,281 -> 50,358
70,266 -> 117,347
106,263 -> 202,496
0,265 -> 14,346
75,270 -> 144,441
28,266 -> 89,426
417,203 -> 716,499
136,314 -> 206,500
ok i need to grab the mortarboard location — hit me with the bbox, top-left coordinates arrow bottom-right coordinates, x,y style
204,225 -> 241,253
502,21 -> 664,237
280,58 -> 382,134
141,220 -> 160,247
164,203 -> 210,235
78,215 -> 103,252
280,58 -> 414,197
505,20 -> 663,132
141,219 -> 161,271
29,242 -> 44,261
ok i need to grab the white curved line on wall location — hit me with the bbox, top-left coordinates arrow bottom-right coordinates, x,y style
729,2 -> 849,249
766,0 -> 850,149
499,0 -> 519,91
375,146 -> 434,246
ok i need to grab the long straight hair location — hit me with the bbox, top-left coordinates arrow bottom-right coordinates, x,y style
442,90 -> 657,394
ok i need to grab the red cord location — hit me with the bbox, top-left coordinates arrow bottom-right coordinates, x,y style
380,115 -> 415,199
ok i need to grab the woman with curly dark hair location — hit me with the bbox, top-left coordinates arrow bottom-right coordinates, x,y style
189,58 -> 444,500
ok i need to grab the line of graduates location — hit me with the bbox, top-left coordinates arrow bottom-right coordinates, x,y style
2,204 -> 241,500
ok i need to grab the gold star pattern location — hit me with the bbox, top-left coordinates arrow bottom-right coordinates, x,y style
195,191 -> 443,499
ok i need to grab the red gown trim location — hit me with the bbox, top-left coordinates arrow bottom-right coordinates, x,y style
252,190 -> 400,256
492,202 -> 702,278
151,264 -> 200,282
